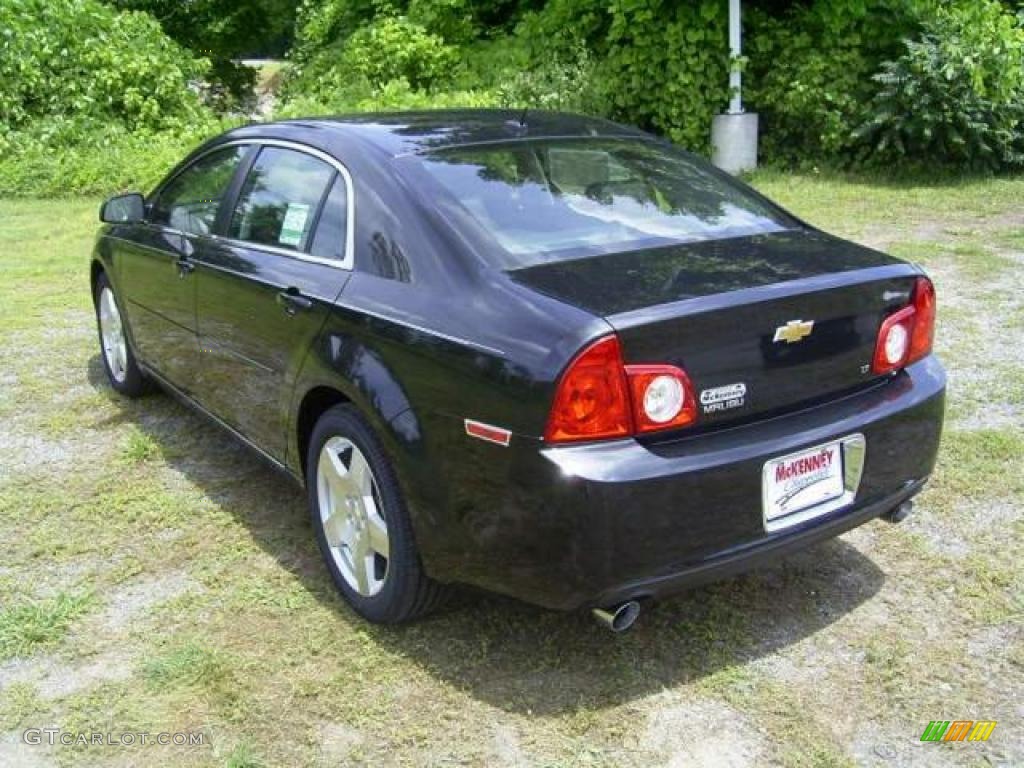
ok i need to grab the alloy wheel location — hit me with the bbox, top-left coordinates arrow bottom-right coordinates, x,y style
98,286 -> 128,384
316,436 -> 390,596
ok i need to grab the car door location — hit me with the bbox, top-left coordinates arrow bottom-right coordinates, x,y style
116,145 -> 248,390
192,142 -> 353,461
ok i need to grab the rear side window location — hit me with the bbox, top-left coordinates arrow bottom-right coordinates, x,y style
228,147 -> 334,251
152,146 -> 246,235
415,139 -> 795,268
309,175 -> 348,261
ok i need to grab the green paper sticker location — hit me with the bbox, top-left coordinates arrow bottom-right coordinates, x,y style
279,203 -> 310,247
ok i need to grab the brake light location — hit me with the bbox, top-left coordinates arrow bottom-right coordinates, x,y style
545,335 -> 698,443
872,277 -> 936,374
544,335 -> 632,443
909,276 -> 936,363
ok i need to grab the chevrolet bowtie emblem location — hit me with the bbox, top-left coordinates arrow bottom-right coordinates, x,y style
773,319 -> 815,344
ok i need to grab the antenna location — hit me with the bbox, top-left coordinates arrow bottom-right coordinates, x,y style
518,107 -> 528,128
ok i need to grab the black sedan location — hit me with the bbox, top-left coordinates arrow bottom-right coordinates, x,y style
91,110 -> 945,630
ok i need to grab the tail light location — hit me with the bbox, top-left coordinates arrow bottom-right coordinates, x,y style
625,365 -> 698,433
545,335 -> 697,443
544,336 -> 632,443
909,276 -> 936,362
872,277 -> 936,374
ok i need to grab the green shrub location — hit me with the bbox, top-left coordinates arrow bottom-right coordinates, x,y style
407,0 -> 480,44
854,0 -> 1024,170
0,121 -> 231,197
0,0 -> 223,196
289,0 -> 380,67
0,0 -> 211,136
509,0 -> 729,151
745,1 -> 924,166
277,78 -> 497,117
601,0 -> 728,150
110,0 -> 296,108
283,15 -> 458,108
345,16 -> 457,89
496,42 -> 597,112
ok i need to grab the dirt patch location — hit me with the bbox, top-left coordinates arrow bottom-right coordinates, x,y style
490,723 -> 529,767
0,648 -> 133,700
98,571 -> 200,630
316,721 -> 366,765
0,433 -> 75,481
0,730 -> 55,768
642,696 -> 765,767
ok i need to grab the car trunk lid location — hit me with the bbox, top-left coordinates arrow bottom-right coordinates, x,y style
509,230 -> 921,428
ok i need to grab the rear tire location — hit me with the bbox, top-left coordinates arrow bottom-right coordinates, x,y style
93,272 -> 148,398
307,404 -> 447,623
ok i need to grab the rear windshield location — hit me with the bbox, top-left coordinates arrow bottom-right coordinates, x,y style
415,138 -> 795,268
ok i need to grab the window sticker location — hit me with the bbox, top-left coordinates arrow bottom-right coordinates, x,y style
279,203 -> 310,247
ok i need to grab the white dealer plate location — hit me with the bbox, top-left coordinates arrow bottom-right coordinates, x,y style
763,439 -> 848,529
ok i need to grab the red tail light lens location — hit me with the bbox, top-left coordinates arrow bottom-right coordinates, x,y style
625,365 -> 698,433
545,335 -> 698,443
544,335 -> 632,443
908,276 -> 936,364
872,276 -> 936,374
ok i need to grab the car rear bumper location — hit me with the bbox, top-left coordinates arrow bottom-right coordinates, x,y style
425,356 -> 945,611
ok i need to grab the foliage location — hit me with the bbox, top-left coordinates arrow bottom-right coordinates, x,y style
109,0 -> 297,107
276,78 -> 498,118
0,0 -> 225,196
282,12 -> 465,112
495,42 -> 598,112
854,0 -> 1024,170
600,0 -> 728,150
288,0 -> 382,66
0,0 -> 211,138
408,0 -> 480,44
745,1 -> 926,165
344,16 -> 458,89
504,0 -> 728,150
5,0 -> 1024,197
0,121 -> 231,197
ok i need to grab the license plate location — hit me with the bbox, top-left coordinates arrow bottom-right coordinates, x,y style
763,440 -> 845,526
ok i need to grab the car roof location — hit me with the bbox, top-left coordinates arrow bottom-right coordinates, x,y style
218,109 -> 651,158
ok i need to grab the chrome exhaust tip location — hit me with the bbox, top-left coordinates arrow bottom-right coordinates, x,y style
885,500 -> 913,524
592,600 -> 641,633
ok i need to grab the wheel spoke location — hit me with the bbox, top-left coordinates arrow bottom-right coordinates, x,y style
318,446 -> 351,503
366,510 -> 389,559
348,449 -> 371,496
350,534 -> 371,594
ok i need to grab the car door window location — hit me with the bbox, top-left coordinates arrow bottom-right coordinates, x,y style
309,175 -> 348,261
151,146 -> 247,236
227,147 -> 335,252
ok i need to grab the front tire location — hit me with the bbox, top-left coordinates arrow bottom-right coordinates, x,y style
93,272 -> 148,397
307,404 -> 447,623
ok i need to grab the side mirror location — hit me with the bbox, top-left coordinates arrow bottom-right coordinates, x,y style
100,193 -> 145,224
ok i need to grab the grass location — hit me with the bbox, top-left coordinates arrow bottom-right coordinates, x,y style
0,593 -> 94,660
0,174 -> 1022,766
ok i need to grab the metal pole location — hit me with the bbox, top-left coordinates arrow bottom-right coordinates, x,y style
728,0 -> 742,114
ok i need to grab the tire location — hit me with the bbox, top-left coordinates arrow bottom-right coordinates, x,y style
307,404 -> 447,623
93,272 -> 148,398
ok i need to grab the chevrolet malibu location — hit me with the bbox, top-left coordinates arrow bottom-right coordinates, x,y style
90,111 -> 945,630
